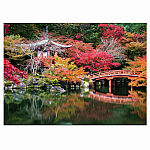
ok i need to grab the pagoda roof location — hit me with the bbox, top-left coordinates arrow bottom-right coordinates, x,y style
15,39 -> 72,50
51,40 -> 72,48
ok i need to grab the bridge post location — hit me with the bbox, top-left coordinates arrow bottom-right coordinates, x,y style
109,79 -> 112,93
109,79 -> 112,87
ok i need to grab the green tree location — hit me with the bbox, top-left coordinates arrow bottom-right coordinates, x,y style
114,23 -> 147,34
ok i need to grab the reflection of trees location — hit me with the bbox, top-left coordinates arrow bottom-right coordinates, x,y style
6,88 -> 146,125
75,99 -> 120,122
23,91 -> 66,123
4,89 -> 26,105
4,90 -> 122,124
42,93 -> 86,124
129,90 -> 146,122
25,93 -> 45,122
42,92 -> 121,124
4,89 -> 72,124
4,93 -> 14,104
55,93 -> 85,123
4,90 -> 30,124
4,90 -> 47,124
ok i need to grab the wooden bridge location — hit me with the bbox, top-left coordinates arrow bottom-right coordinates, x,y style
88,91 -> 138,105
89,70 -> 140,81
88,70 -> 145,93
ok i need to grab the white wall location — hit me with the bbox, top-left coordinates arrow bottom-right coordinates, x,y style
37,51 -> 47,57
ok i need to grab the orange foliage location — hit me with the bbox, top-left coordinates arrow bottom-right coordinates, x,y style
43,55 -> 87,83
120,31 -> 147,59
127,55 -> 147,87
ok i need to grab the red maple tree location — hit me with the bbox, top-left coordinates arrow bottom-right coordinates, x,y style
69,48 -> 120,72
4,24 -> 10,34
4,59 -> 28,84
98,24 -> 125,40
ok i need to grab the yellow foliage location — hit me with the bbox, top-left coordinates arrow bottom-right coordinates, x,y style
43,55 -> 87,83
4,36 -> 31,60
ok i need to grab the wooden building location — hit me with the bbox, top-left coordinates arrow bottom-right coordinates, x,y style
16,38 -> 72,75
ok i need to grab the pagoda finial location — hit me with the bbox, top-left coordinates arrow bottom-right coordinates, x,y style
46,26 -> 48,40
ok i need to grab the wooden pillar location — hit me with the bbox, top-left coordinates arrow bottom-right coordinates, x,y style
49,50 -> 51,58
109,79 -> 111,87
129,77 -> 133,92
109,79 -> 112,93
47,50 -> 49,57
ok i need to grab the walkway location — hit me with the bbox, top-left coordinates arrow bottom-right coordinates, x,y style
89,70 -> 140,81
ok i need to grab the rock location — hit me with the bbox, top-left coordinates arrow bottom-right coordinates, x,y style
19,82 -> 26,88
50,86 -> 66,93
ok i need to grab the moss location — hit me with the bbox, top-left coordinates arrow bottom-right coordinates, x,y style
27,85 -> 34,89
13,85 -> 19,88
5,80 -> 12,86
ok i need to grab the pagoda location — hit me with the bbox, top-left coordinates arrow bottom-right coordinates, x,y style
16,26 -> 72,75
19,26 -> 72,59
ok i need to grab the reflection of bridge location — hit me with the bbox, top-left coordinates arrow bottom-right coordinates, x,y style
88,91 -> 138,105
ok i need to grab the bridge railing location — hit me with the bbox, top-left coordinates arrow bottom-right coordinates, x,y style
89,70 -> 138,79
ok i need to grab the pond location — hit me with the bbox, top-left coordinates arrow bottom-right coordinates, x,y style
4,82 -> 146,125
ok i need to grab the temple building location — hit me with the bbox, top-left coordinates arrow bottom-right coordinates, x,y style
20,39 -> 72,59
15,26 -> 72,75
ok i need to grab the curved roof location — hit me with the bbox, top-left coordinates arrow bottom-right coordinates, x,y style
51,40 -> 72,48
15,39 -> 72,48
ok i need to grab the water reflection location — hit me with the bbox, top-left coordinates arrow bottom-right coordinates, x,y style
89,91 -> 138,104
129,90 -> 146,122
4,86 -> 146,125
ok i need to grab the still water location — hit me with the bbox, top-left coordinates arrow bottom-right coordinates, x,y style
4,82 -> 146,125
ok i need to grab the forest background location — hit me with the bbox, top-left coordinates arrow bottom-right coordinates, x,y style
3,23 -> 147,87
